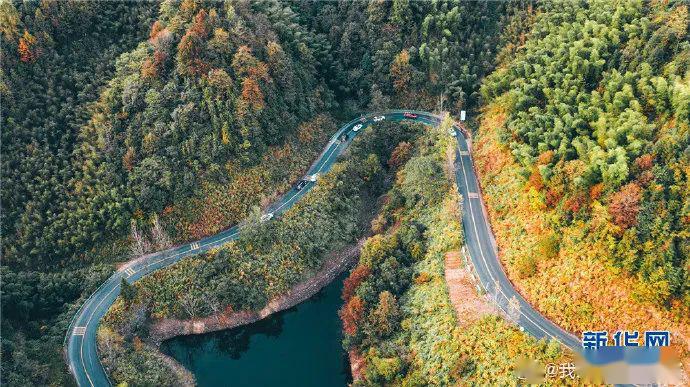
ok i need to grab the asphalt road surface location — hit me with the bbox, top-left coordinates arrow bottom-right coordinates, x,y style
65,110 -> 580,386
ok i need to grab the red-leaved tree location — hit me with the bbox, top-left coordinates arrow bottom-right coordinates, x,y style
342,265 -> 371,302
609,183 -> 642,229
340,296 -> 364,336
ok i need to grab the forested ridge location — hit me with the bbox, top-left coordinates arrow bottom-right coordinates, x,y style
2,0 -> 688,385
98,120 -> 423,386
340,117 -> 568,385
473,0 -> 690,377
2,0 -> 507,272
2,1 -> 508,384
481,0 -> 689,311
3,0 -> 338,270
297,0 -> 505,111
2,2 -> 158,385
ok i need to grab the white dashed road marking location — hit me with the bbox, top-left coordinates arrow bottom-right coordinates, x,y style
68,111 -> 578,387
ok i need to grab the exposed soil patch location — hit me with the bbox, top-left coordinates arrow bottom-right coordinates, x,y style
348,350 -> 366,382
444,251 -> 496,327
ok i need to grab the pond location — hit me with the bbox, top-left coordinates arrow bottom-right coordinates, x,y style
162,274 -> 350,387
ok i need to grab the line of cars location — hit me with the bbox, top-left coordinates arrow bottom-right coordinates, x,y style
261,173 -> 318,222
260,112 -> 425,223
353,115 -> 386,132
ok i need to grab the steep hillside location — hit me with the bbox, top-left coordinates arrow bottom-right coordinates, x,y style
1,2 -> 156,384
2,1 -> 337,384
476,0 -> 690,370
340,117 -> 569,385
298,0 -> 505,112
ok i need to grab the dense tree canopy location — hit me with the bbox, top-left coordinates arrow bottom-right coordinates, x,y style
481,0 -> 689,307
3,0 -> 687,385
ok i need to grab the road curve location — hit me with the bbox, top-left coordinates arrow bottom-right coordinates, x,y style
65,110 -> 580,386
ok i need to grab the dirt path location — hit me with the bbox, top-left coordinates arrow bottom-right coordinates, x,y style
444,251 -> 496,328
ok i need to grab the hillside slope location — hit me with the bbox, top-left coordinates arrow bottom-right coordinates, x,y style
476,0 -> 689,372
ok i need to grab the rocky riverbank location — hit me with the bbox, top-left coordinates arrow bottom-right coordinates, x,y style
149,239 -> 364,344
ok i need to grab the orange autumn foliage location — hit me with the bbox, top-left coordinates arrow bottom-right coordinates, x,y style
390,50 -> 412,92
545,188 -> 562,208
340,296 -> 364,336
537,150 -> 554,165
342,265 -> 371,302
635,154 -> 654,171
141,50 -> 168,79
473,103 -> 690,371
18,30 -> 38,63
189,9 -> 209,37
564,192 -> 587,213
149,20 -> 164,41
133,336 -> 143,352
608,183 -> 642,229
241,77 -> 265,111
589,183 -> 604,201
388,141 -> 412,168
527,167 -> 544,191
232,46 -> 262,77
232,46 -> 270,113
141,57 -> 157,79
177,10 -> 210,77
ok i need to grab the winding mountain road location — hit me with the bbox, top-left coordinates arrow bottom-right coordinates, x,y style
65,110 -> 579,386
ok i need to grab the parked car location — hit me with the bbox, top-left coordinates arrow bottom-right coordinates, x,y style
403,112 -> 417,118
353,124 -> 363,132
373,115 -> 385,122
296,179 -> 308,191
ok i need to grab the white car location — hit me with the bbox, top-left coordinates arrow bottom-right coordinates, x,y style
449,129 -> 457,137
352,124 -> 363,132
260,213 -> 273,222
308,173 -> 319,182
373,115 -> 385,122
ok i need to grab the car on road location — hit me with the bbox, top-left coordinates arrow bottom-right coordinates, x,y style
296,179 -> 308,191
260,212 -> 273,222
403,112 -> 417,118
352,124 -> 363,132
373,115 -> 385,122
449,128 -> 457,137
308,173 -> 319,182
339,133 -> 349,142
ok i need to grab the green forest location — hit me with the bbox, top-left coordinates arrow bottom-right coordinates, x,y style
99,120 -> 422,385
339,117 -> 568,385
481,0 -> 689,310
1,0 -> 688,386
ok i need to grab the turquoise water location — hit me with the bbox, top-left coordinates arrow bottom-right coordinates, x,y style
162,274 -> 350,387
